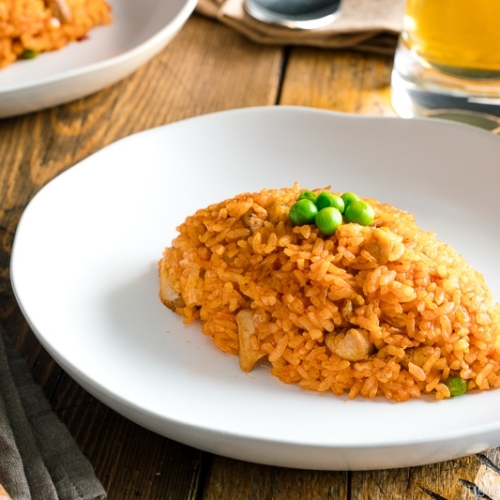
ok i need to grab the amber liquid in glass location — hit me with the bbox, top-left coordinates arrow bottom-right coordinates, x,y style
402,0 -> 500,78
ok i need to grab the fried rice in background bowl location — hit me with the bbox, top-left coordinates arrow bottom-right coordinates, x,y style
0,0 -> 112,69
159,183 -> 500,402
0,0 -> 197,118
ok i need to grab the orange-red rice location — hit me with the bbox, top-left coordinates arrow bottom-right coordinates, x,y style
0,0 -> 111,69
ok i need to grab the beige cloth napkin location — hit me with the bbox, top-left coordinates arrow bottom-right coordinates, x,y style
196,0 -> 407,55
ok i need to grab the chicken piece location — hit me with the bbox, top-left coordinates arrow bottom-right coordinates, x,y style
242,210 -> 265,231
158,258 -> 185,310
325,328 -> 374,362
236,309 -> 264,371
267,199 -> 289,224
371,228 -> 405,263
45,0 -> 71,22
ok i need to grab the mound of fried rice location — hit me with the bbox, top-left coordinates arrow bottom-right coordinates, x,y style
158,184 -> 500,401
0,0 -> 111,69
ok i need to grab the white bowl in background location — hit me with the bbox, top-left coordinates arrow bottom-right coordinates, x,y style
0,0 -> 197,118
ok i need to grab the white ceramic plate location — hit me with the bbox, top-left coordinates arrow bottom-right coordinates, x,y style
11,106 -> 500,470
0,0 -> 197,118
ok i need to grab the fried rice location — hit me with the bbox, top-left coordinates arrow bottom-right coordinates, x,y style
0,0 -> 111,69
158,184 -> 500,401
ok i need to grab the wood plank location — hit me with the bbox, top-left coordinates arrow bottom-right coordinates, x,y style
280,48 -> 396,116
59,400 -> 208,500
461,451 -> 500,500
348,456 -> 480,500
203,456 -> 348,500
202,454 -> 493,500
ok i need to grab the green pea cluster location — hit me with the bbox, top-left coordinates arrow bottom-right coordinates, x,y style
289,190 -> 375,236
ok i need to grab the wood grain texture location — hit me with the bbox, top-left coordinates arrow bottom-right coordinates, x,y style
471,452 -> 500,500
203,456 -> 348,500
280,48 -> 396,116
60,401 -> 207,500
349,456 -> 481,500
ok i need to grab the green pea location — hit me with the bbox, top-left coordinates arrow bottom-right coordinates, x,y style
315,207 -> 343,236
315,192 -> 345,213
289,199 -> 318,226
344,200 -> 375,226
445,376 -> 467,397
341,191 -> 360,209
21,49 -> 38,59
298,190 -> 318,203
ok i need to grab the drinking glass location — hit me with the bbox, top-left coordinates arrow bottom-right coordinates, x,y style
391,0 -> 500,122
244,0 -> 341,30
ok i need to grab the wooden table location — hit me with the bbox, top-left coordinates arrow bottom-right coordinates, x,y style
0,11 -> 498,500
